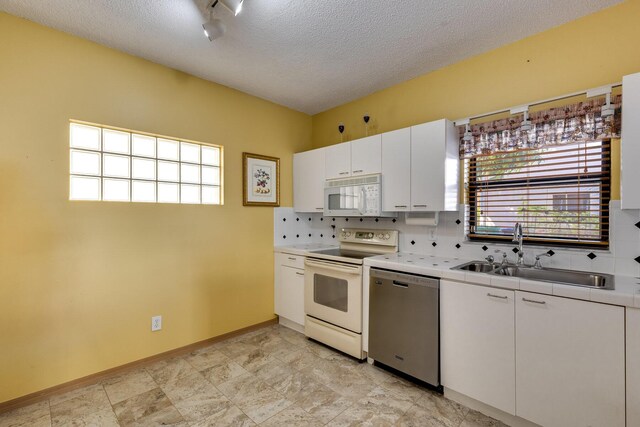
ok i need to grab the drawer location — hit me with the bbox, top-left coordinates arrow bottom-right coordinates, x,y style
281,253 -> 305,269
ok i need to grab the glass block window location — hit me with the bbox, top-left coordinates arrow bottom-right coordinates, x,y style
69,122 -> 222,204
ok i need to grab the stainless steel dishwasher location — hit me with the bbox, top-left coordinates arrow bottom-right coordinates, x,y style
368,268 -> 440,386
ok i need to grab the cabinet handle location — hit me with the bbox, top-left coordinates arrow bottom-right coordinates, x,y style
487,293 -> 508,300
339,172 -> 349,175
295,272 -> 305,276
288,257 -> 297,261
522,297 -> 546,305
413,204 -> 427,208
353,169 -> 363,173
395,205 -> 407,208
316,207 -> 324,210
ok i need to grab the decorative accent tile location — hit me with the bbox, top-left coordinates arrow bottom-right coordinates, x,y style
283,235 -> 286,239
636,221 -> 640,230
283,218 -> 286,222
308,218 -> 311,221
512,247 -> 520,254
375,219 -> 379,222
410,240 -> 415,245
296,218 -> 299,221
332,235 -> 335,239
455,244 -> 461,249
547,250 -> 555,257
296,234 -> 299,238
635,256 -> 640,264
392,219 -> 396,223
359,218 -> 363,222
345,218 -> 349,222
481,245 -> 488,251
455,219 -> 461,225
587,252 -> 597,260
308,234 -> 312,237
432,242 -> 437,247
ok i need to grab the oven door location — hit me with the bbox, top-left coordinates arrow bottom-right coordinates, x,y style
304,258 -> 362,333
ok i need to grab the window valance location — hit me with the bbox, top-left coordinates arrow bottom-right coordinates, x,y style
458,95 -> 621,159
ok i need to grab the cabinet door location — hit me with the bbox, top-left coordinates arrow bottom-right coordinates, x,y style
294,148 -> 325,213
381,128 -> 411,212
622,72 -> 640,209
410,120 -> 446,211
515,291 -> 625,427
325,142 -> 351,180
279,265 -> 305,326
441,280 -> 516,415
351,135 -> 381,176
627,308 -> 640,427
274,252 -> 285,316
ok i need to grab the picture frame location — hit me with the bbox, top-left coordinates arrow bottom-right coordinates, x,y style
242,152 -> 280,206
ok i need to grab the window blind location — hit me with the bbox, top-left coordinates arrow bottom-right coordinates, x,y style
465,140 -> 610,247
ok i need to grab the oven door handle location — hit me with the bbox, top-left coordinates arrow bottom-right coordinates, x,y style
305,259 -> 362,275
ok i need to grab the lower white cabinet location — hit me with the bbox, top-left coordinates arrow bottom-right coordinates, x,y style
515,291 -> 625,427
274,252 -> 305,326
441,280 -> 516,415
627,308 -> 640,427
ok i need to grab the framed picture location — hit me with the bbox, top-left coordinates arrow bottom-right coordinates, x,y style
242,152 -> 280,206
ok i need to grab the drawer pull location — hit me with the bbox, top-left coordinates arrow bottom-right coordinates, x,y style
353,170 -> 363,173
487,293 -> 508,300
522,297 -> 546,305
295,272 -> 305,276
316,207 -> 324,210
413,204 -> 427,208
339,172 -> 349,175
288,257 -> 297,261
395,205 -> 407,208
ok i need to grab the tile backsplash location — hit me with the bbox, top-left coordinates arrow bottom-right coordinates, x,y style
274,201 -> 640,277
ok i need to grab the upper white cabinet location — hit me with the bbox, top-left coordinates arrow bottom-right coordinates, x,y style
325,142 -> 351,180
381,128 -> 411,212
294,148 -> 325,213
350,135 -> 381,176
622,72 -> 640,209
441,280 -> 516,415
325,136 -> 382,180
515,291 -> 625,427
410,119 -> 459,211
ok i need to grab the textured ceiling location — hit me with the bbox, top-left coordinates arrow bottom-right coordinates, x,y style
0,0 -> 621,114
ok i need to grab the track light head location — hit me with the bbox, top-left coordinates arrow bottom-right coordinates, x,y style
219,0 -> 244,16
203,18 -> 226,41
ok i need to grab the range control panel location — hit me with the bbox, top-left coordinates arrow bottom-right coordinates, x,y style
339,228 -> 398,246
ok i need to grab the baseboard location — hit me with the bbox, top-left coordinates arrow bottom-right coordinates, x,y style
278,316 -> 304,333
444,388 -> 541,427
0,317 -> 277,414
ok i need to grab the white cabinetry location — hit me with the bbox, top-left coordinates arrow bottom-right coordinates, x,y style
627,308 -> 640,427
441,280 -> 516,415
381,128 -> 411,212
325,143 -> 351,180
325,136 -> 382,180
410,119 -> 459,211
350,135 -> 381,176
622,72 -> 640,209
274,252 -> 305,327
294,148 -> 325,213
515,291 -> 625,427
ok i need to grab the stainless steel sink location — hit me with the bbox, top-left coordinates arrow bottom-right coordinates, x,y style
492,266 -> 614,289
452,261 -> 498,273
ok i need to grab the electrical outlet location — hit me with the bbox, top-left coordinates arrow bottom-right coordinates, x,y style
427,228 -> 437,241
151,315 -> 162,332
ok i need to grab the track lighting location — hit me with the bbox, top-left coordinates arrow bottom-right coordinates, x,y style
520,110 -> 532,132
463,124 -> 473,142
203,13 -> 226,41
202,0 -> 244,42
220,0 -> 244,16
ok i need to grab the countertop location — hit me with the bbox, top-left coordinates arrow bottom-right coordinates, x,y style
365,252 -> 640,309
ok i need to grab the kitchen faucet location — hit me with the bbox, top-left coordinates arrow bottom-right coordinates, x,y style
512,222 -> 525,265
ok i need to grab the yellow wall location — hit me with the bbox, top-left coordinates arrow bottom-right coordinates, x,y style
311,0 -> 640,186
0,13 -> 311,403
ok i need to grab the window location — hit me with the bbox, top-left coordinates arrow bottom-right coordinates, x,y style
466,140 -> 610,248
69,122 -> 222,204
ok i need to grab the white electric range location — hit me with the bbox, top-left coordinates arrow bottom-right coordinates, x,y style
304,228 -> 398,359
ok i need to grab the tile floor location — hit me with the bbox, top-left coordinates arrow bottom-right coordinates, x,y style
0,324 -> 508,426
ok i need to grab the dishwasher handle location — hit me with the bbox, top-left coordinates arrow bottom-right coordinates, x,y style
371,268 -> 439,289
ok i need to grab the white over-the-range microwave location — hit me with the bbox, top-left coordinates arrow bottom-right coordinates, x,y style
324,174 -> 396,217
